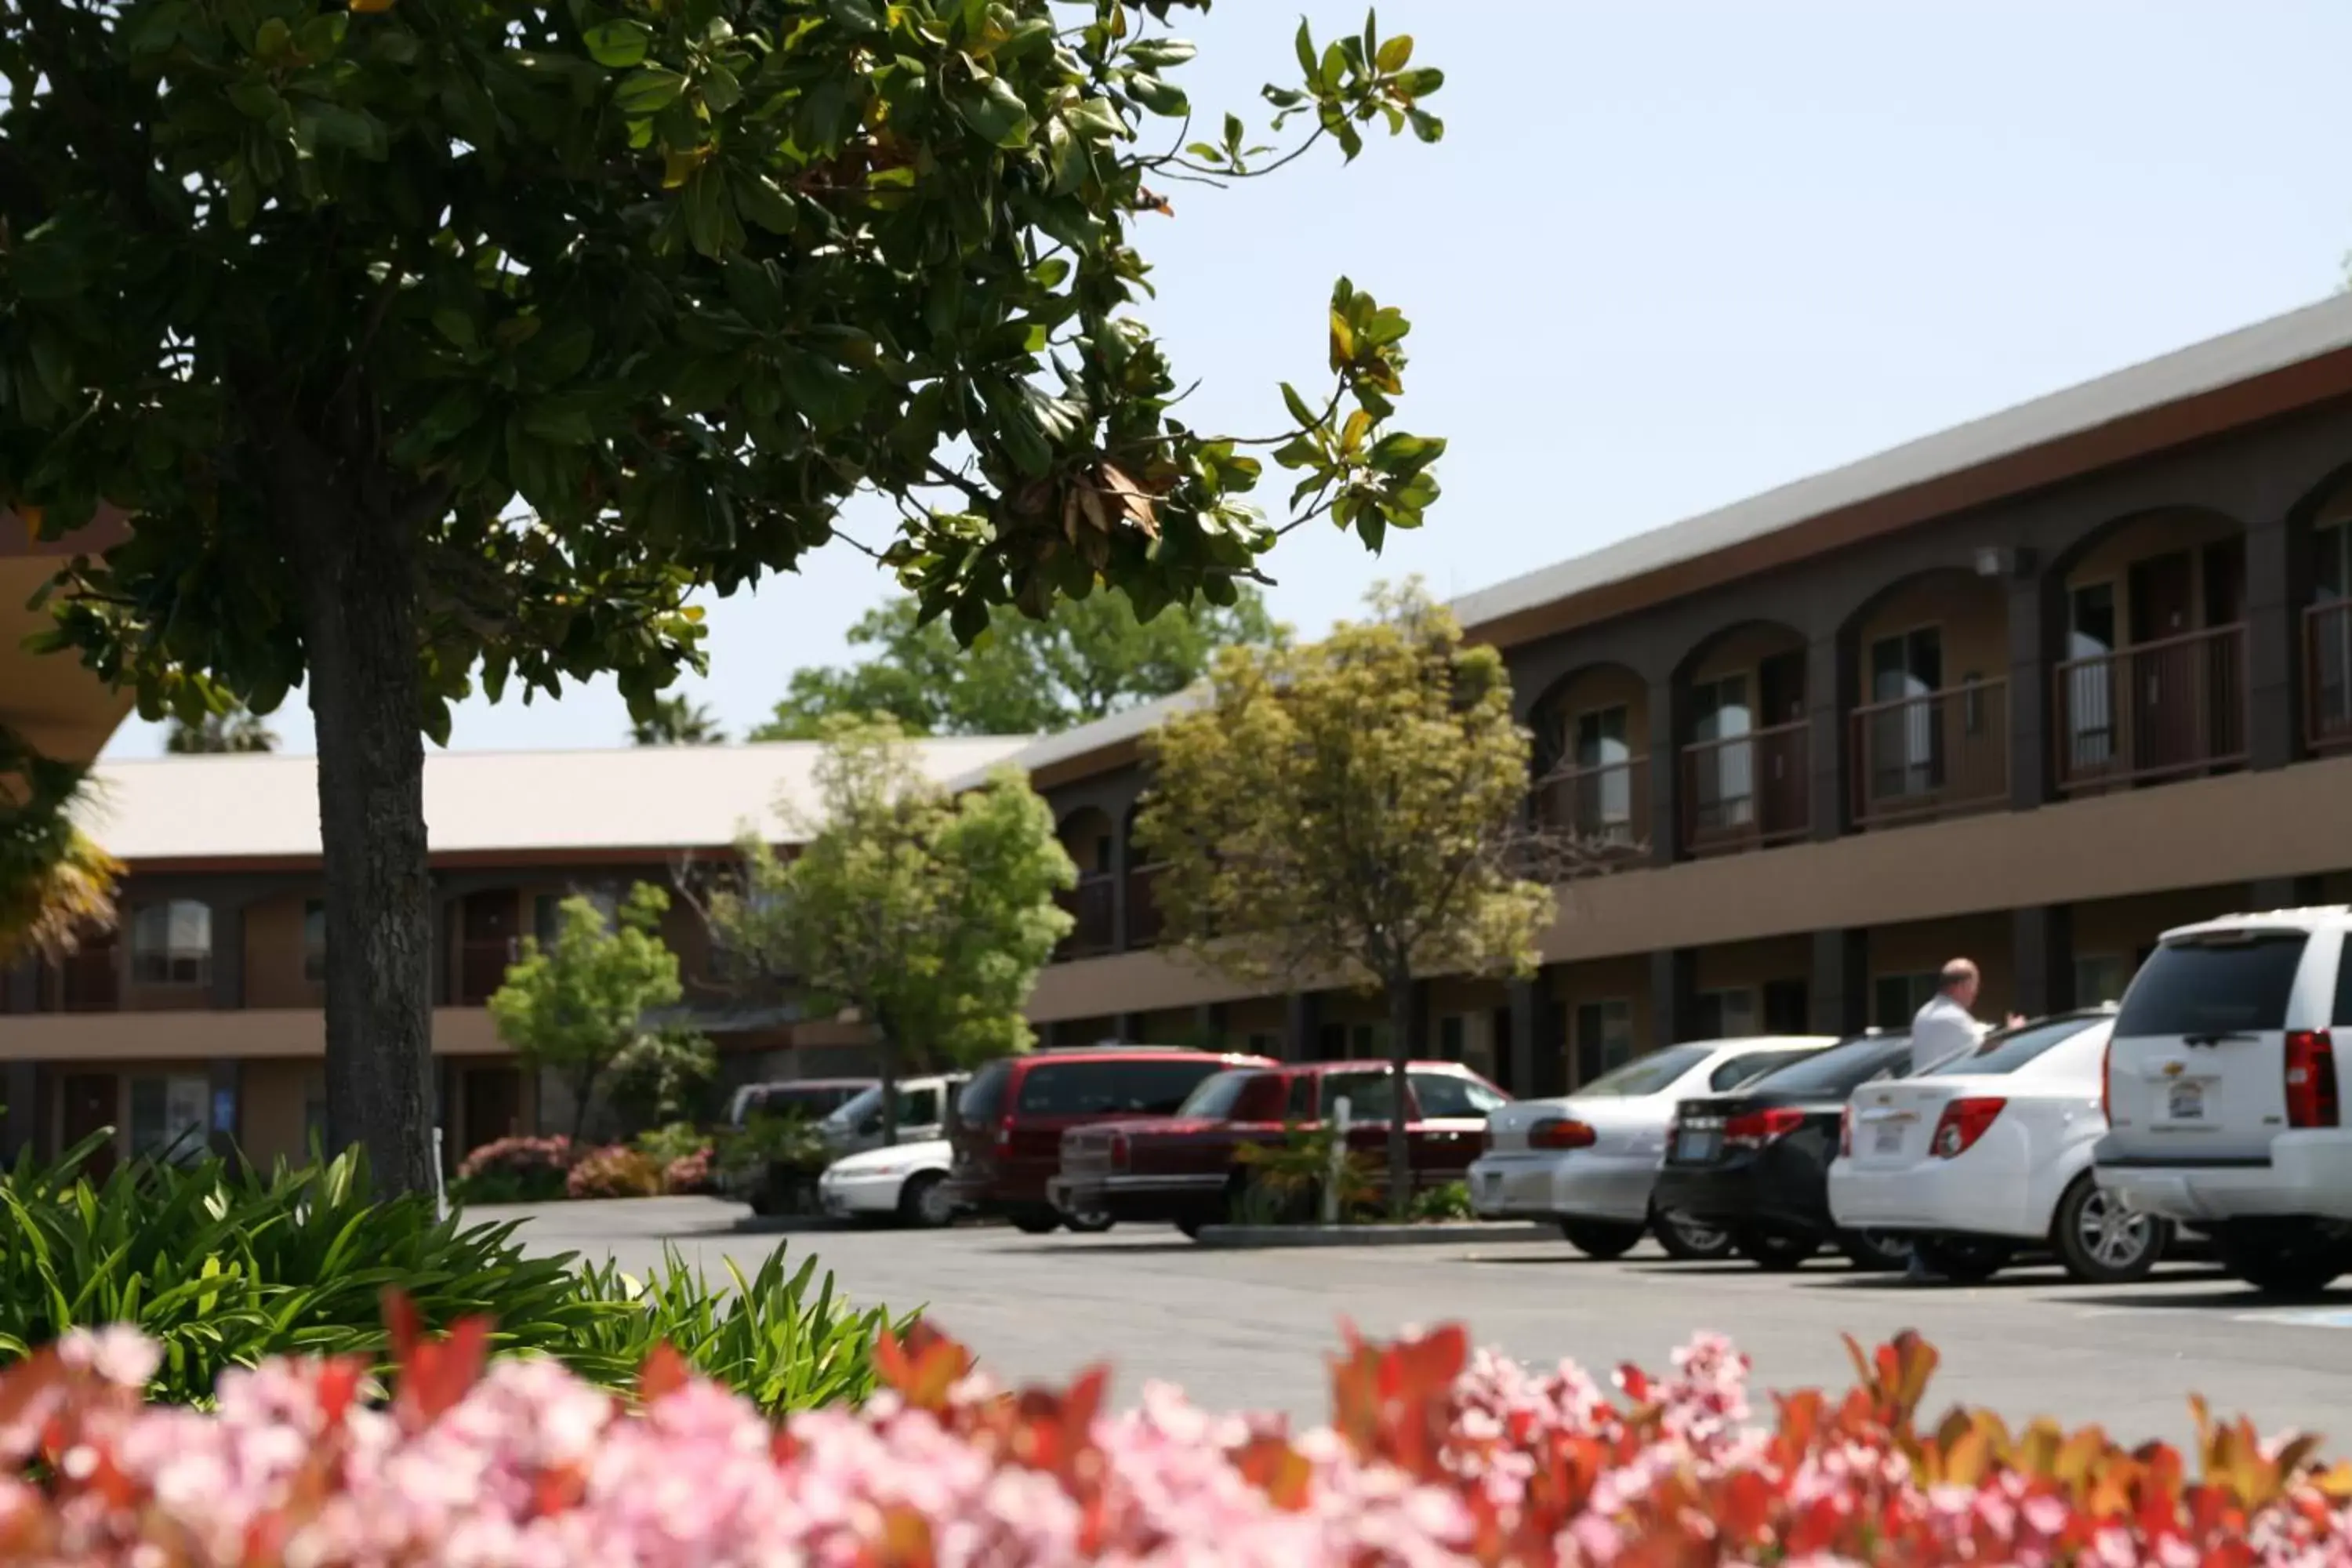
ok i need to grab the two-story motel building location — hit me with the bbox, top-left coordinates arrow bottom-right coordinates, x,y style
12,292 -> 2352,1165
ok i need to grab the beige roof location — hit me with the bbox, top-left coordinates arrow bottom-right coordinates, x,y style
78,738 -> 1033,863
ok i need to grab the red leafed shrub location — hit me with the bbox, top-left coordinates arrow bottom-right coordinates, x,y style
564,1144 -> 664,1199
661,1146 -> 715,1195
5,1293 -> 2352,1565
448,1134 -> 573,1203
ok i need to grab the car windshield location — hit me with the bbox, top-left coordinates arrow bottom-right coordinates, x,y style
1924,1016 -> 2101,1076
825,1084 -> 883,1127
1576,1044 -> 1714,1098
1741,1036 -> 1907,1098
1175,1070 -> 1259,1119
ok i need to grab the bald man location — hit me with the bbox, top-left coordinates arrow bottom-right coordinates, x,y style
1910,959 -> 1992,1076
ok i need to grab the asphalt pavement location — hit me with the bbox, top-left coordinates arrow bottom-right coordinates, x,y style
492,1198 -> 2352,1452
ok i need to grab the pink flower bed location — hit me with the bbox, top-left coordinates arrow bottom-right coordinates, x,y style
5,1294 -> 2351,1565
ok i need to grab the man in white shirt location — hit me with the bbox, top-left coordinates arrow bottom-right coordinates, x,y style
1909,959 -> 1996,1076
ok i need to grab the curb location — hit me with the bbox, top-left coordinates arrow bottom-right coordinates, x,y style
1192,1221 -> 1557,1249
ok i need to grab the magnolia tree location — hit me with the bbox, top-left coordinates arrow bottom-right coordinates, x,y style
0,728 -> 118,968
486,884 -> 694,1142
698,717 -> 1073,1145
1,1 -> 1444,1192
1134,583 -> 1569,1218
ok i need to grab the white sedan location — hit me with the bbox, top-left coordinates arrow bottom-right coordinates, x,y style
1827,1008 -> 2166,1283
1468,1036 -> 1835,1259
816,1139 -> 960,1229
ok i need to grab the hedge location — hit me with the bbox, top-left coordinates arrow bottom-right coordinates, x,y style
2,1296 -> 2346,1564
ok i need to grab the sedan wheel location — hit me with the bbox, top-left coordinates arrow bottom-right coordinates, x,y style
2053,1176 -> 2168,1285
1062,1210 -> 1117,1235
1911,1233 -> 2012,1284
1559,1219 -> 1645,1259
898,1171 -> 956,1229
1732,1227 -> 1817,1272
1837,1228 -> 1913,1272
1650,1207 -> 1736,1262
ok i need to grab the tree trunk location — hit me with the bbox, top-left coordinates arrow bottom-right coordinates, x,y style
269,430 -> 437,1197
1385,971 -> 1415,1222
877,1033 -> 900,1149
569,1067 -> 598,1144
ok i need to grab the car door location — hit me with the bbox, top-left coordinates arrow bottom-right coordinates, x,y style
2103,926 -> 2326,1164
1409,1070 -> 1507,1182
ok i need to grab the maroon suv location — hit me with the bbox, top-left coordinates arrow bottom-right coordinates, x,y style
946,1046 -> 1276,1233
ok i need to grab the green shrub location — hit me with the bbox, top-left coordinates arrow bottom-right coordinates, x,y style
633,1120 -> 710,1167
0,1135 -> 899,1414
448,1134 -> 575,1204
1410,1180 -> 1472,1221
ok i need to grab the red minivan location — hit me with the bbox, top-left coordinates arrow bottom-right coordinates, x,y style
946,1045 -> 1276,1233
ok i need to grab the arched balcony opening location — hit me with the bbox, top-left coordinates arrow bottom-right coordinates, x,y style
1673,621 -> 1809,857
1842,568 -> 2011,829
2297,471 -> 2352,755
1054,808 -> 1119,959
2049,506 -> 2248,793
1120,804 -> 1166,951
1526,663 -> 1650,862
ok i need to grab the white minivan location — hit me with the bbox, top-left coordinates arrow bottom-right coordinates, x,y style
2093,908 -> 2352,1294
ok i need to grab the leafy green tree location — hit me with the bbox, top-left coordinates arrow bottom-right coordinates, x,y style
4,1 -> 1443,1192
629,695 -> 726,747
0,728 -> 119,965
702,717 -> 1072,1145
1133,583 -> 1563,1219
164,704 -> 278,754
487,883 -> 692,1142
753,584 -> 1276,739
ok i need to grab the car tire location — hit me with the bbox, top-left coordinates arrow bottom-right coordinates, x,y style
2051,1174 -> 2166,1285
896,1171 -> 955,1230
1007,1205 -> 1062,1235
1559,1219 -> 1645,1259
1911,1233 -> 2012,1284
1836,1228 -> 1913,1272
2213,1221 -> 2352,1297
1061,1210 -> 1117,1235
1650,1206 -> 1736,1261
1732,1227 -> 1816,1272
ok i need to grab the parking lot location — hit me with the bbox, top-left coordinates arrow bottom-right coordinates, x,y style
505,1198 -> 2352,1451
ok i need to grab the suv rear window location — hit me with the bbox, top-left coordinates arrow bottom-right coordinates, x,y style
1743,1036 -> 1907,1098
1923,1016 -> 2099,1076
1014,1058 -> 1221,1116
958,1060 -> 1012,1125
2114,933 -> 2310,1036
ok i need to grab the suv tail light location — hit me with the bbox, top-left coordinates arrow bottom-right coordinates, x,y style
1838,1105 -> 1853,1159
1528,1117 -> 1596,1151
995,1112 -> 1015,1150
1723,1108 -> 1805,1150
2287,1030 -> 2340,1130
1931,1098 -> 2005,1159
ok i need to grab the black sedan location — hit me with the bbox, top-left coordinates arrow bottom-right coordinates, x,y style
1652,1031 -> 1915,1271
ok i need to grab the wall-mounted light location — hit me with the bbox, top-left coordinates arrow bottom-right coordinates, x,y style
1974,546 -> 2006,579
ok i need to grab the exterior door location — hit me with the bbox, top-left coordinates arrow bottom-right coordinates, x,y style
1756,650 -> 1809,838
461,1065 -> 524,1154
60,1073 -> 118,1181
2128,552 -> 2195,774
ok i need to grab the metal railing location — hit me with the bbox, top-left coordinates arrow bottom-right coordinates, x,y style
1681,719 -> 1809,855
1532,756 -> 1650,861
2308,599 -> 2352,754
1849,680 -> 2009,828
1054,873 -> 1118,960
1124,863 -> 1167,949
2053,622 -> 2246,791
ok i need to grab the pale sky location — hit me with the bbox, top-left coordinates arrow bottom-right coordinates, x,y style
100,1 -> 2352,760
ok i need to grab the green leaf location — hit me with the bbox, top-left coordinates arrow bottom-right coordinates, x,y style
1406,108 -> 1443,144
733,174 -> 800,235
826,0 -> 887,32
1393,67 -> 1445,100
953,73 -> 1033,147
1294,18 -> 1317,78
1375,34 -> 1414,72
613,67 -> 687,115
1279,381 -> 1319,430
1127,38 -> 1196,70
430,308 -> 477,349
1125,74 -> 1187,117
305,104 -> 388,159
1029,256 -> 1071,289
227,80 -> 281,121
581,19 -> 652,68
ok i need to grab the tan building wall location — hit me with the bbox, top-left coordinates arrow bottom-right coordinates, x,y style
241,1058 -> 316,1167
2063,507 -> 2242,643
245,892 -> 323,1010
1853,576 -> 2008,695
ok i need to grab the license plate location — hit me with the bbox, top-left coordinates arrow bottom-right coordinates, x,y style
1872,1123 -> 1905,1155
2167,1081 -> 2205,1121
1675,1129 -> 1719,1163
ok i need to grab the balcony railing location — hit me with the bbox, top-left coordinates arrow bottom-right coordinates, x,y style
456,937 -> 518,1006
1124,863 -> 1167,950
1055,873 -> 1117,960
1681,720 -> 1809,856
1532,757 -> 1650,862
2308,599 -> 2352,754
1850,680 -> 2009,829
2053,622 -> 2246,792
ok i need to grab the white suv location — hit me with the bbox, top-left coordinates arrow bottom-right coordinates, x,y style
2093,907 -> 2352,1294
